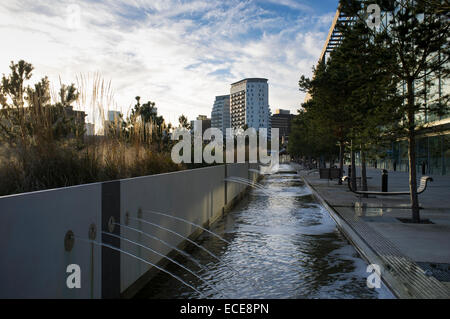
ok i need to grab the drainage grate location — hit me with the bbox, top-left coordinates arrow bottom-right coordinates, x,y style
417,262 -> 450,282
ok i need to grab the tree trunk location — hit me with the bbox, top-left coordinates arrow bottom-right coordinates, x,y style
408,128 -> 420,222
407,79 -> 420,223
351,140 -> 357,191
338,141 -> 344,185
361,144 -> 368,198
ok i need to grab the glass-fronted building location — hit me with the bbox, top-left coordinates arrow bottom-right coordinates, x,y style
314,1 -> 449,175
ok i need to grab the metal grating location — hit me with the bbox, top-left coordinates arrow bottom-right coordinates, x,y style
417,262 -> 450,282
303,176 -> 450,299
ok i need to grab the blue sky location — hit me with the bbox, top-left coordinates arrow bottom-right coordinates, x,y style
0,0 -> 339,127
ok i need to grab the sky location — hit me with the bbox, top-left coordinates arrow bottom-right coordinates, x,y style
0,0 -> 339,126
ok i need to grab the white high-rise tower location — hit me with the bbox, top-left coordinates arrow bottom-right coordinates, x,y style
230,78 -> 271,133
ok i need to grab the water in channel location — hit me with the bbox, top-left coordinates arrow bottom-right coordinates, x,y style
136,164 -> 394,299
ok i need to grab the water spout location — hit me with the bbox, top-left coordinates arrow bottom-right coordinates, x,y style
226,176 -> 266,189
103,231 -> 228,298
129,216 -> 268,293
142,210 -> 298,270
139,210 -> 286,290
116,223 -> 208,273
128,217 -> 242,278
74,236 -> 204,298
117,223 -> 241,296
143,210 -> 234,246
224,177 -> 272,195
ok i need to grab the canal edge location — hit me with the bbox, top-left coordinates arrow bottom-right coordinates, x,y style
302,176 -> 407,299
122,175 -> 257,298
301,175 -> 450,299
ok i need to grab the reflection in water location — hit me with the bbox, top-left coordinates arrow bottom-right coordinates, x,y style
136,164 -> 394,299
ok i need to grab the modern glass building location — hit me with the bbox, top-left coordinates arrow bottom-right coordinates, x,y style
313,1 -> 449,175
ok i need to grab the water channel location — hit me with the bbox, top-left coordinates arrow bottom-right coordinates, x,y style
136,164 -> 394,299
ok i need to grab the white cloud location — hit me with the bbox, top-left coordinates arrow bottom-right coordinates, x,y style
0,0 -> 335,125
260,0 -> 313,12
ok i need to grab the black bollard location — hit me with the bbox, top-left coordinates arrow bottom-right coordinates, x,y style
382,169 -> 388,192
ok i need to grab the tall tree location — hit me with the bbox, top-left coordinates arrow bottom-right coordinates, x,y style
178,114 -> 191,129
299,52 -> 356,181
341,0 -> 449,222
330,17 -> 402,190
129,96 -> 160,144
289,106 -> 338,165
0,60 -> 83,145
0,60 -> 34,144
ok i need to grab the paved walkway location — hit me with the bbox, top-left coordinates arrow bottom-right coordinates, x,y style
294,164 -> 450,298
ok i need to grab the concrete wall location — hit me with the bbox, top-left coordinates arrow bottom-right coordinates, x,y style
0,184 -> 102,298
226,162 -> 249,202
119,165 -> 227,294
0,163 -> 254,298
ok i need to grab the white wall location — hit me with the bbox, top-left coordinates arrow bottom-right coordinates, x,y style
226,163 -> 249,201
119,165 -> 227,292
0,184 -> 102,298
0,163 -> 254,298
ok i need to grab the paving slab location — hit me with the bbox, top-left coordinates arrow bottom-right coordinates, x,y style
367,218 -> 450,264
293,163 -> 450,298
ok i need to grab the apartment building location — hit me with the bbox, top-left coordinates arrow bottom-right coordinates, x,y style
211,95 -> 231,135
230,78 -> 271,134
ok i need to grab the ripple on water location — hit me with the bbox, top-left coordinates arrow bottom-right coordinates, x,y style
136,166 -> 395,299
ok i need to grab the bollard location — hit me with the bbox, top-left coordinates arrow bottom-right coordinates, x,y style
382,169 -> 388,192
